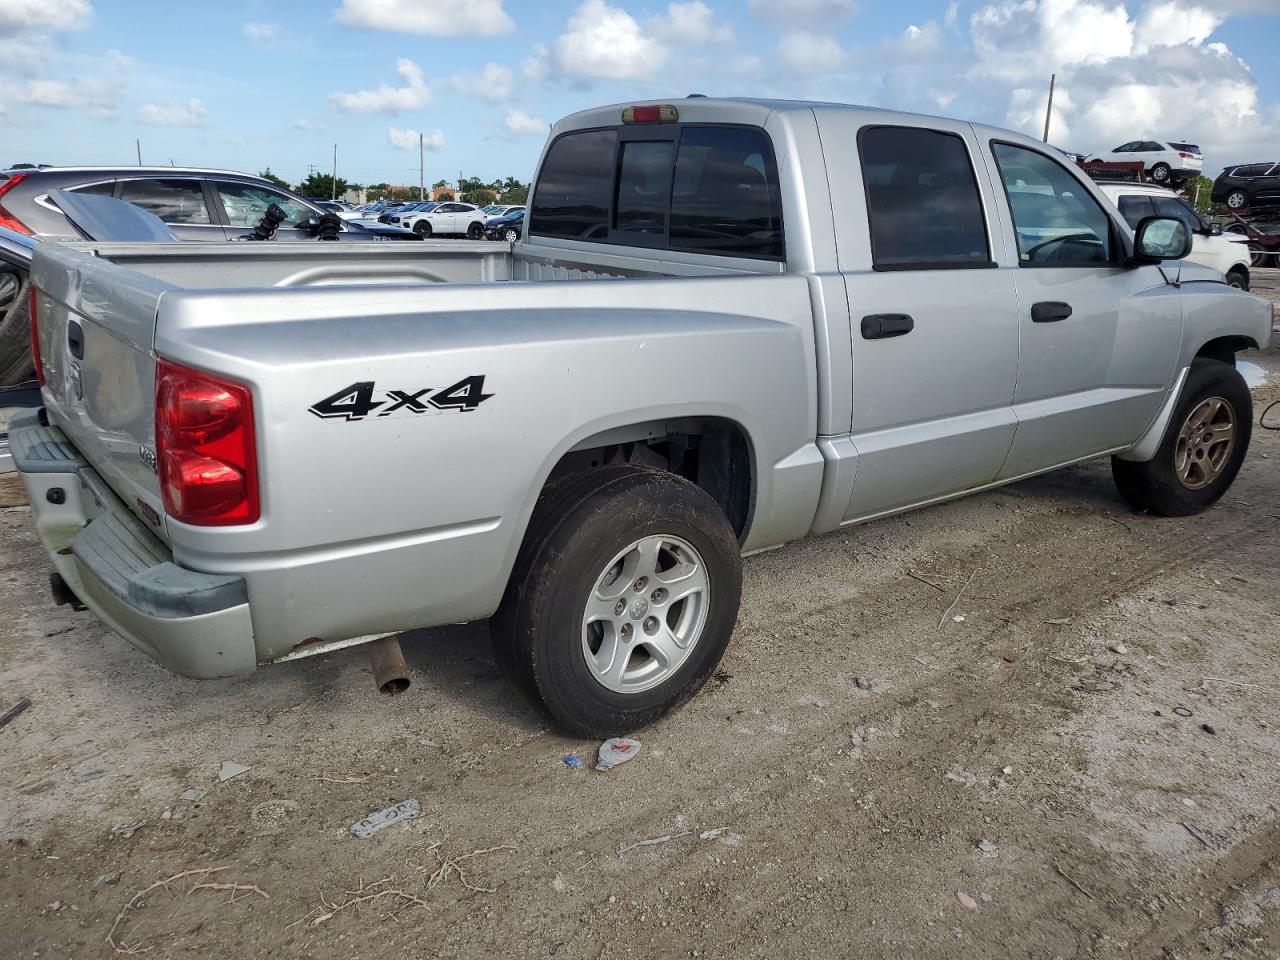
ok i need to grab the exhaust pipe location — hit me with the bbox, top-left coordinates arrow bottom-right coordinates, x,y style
366,635 -> 410,695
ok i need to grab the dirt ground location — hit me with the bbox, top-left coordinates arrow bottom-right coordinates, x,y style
3,278 -> 1279,960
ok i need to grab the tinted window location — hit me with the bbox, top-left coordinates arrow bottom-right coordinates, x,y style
530,127 -> 616,239
1140,142 -> 1164,152
1153,195 -> 1201,233
1233,164 -> 1274,177
215,182 -> 313,228
859,126 -> 991,269
1169,142 -> 1200,153
1117,195 -> 1156,229
614,140 -> 673,234
69,181 -> 116,197
670,126 -> 784,259
118,179 -> 211,224
1113,142 -> 1140,152
993,143 -> 1114,266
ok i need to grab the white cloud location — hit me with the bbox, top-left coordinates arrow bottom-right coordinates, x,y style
650,2 -> 733,45
137,98 -> 207,126
555,0 -> 667,80
334,0 -> 514,36
328,57 -> 431,112
388,126 -> 445,151
777,31 -> 848,74
503,108 -> 546,136
449,62 -> 514,102
293,117 -> 323,131
522,43 -> 550,84
13,76 -> 115,108
749,0 -> 856,26
1133,2 -> 1222,52
242,21 -> 280,43
0,0 -> 91,34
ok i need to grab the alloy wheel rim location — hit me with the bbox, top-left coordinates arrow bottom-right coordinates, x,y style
1174,396 -> 1235,490
580,534 -> 710,694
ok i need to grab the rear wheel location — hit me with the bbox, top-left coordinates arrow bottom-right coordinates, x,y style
413,220 -> 432,238
491,465 -> 742,737
1112,358 -> 1251,516
1225,189 -> 1250,211
0,267 -> 34,386
1150,162 -> 1171,184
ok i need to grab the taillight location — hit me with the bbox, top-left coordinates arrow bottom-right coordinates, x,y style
155,359 -> 259,525
0,173 -> 33,235
622,104 -> 678,124
1178,152 -> 1194,159
28,284 -> 44,385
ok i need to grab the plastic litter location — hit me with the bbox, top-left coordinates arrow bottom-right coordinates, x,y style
350,798 -> 421,839
217,761 -> 251,782
699,827 -> 729,840
563,754 -> 584,768
1201,723 -> 1217,735
179,788 -> 207,803
854,677 -> 873,691
977,839 -> 997,854
1173,706 -> 1194,718
596,737 -> 642,771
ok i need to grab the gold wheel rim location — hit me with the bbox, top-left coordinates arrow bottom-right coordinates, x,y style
1175,396 -> 1235,490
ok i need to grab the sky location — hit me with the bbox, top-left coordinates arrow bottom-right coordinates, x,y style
2,0 -> 1279,187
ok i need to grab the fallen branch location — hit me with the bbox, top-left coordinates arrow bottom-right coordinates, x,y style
107,867 -> 231,954
618,831 -> 692,855
308,774 -> 372,784
906,571 -> 946,593
191,882 -> 270,903
938,567 -> 982,629
1053,860 -> 1097,901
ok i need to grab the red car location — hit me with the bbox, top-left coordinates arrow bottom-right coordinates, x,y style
1222,213 -> 1280,267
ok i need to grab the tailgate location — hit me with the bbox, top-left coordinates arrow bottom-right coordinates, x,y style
30,242 -> 172,541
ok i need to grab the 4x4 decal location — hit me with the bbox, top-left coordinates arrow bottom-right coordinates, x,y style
309,376 -> 493,421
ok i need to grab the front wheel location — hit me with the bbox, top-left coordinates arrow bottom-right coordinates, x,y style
413,220 -> 432,237
503,227 -> 519,242
466,221 -> 484,240
1112,358 -> 1252,516
491,465 -> 742,737
1226,267 -> 1249,290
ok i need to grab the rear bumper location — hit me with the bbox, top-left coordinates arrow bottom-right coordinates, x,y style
11,407 -> 257,678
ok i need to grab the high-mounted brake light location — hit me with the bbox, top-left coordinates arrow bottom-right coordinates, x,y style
155,359 -> 259,526
0,173 -> 33,236
622,104 -> 678,124
28,284 -> 44,385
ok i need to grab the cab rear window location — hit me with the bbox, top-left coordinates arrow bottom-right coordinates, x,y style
530,124 -> 785,261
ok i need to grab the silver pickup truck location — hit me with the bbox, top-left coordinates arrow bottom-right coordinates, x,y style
14,98 -> 1272,736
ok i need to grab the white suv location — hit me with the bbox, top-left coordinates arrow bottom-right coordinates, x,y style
397,201 -> 481,238
1085,140 -> 1203,186
1096,182 -> 1250,289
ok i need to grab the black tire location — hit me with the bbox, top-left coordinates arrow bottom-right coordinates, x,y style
503,227 -> 519,243
1112,358 -> 1252,517
491,465 -> 742,737
466,221 -> 484,239
0,267 -> 34,387
1226,266 -> 1250,290
1246,243 -> 1266,268
413,220 -> 432,237
1225,189 -> 1250,211
1150,162 -> 1171,184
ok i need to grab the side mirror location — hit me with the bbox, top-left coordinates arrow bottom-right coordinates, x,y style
1210,222 -> 1222,236
1132,216 -> 1192,263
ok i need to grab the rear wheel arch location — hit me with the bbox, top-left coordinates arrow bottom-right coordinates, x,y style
1195,335 -> 1257,366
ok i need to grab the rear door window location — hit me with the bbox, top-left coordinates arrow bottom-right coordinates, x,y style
530,128 -> 617,240
858,125 -> 992,270
1116,195 -> 1156,229
118,178 -> 211,224
669,126 -> 784,260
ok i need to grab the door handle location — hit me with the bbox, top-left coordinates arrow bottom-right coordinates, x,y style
67,320 -> 85,360
1031,301 -> 1072,323
861,313 -> 914,339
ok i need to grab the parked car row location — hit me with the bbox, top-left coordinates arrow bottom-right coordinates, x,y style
349,199 -> 526,239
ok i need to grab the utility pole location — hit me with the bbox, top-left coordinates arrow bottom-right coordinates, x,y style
1042,73 -> 1056,143
331,143 -> 338,201
135,139 -> 142,165
419,133 -> 425,201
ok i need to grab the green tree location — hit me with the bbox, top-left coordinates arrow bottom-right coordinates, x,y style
366,182 -> 390,200
499,179 -> 529,204
258,168 -> 291,190
297,172 -> 353,199
1185,175 -> 1215,214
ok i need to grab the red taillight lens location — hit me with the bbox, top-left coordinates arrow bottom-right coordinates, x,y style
28,284 -> 44,385
1178,152 -> 1194,158
621,104 -> 678,124
0,173 -> 33,235
155,359 -> 259,525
